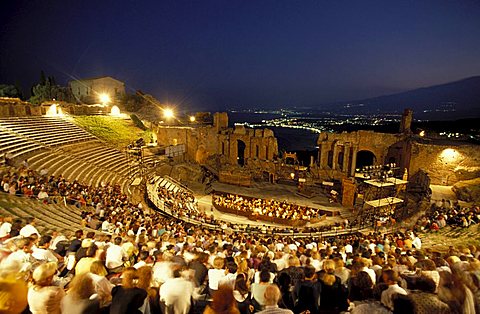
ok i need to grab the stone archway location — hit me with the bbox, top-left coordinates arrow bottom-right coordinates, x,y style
25,105 -> 32,116
237,140 -> 246,166
356,150 -> 376,169
8,105 -> 15,116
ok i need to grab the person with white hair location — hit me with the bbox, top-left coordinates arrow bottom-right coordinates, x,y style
257,284 -> 293,314
27,262 -> 64,314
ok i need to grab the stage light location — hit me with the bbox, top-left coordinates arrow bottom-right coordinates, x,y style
419,130 -> 425,137
189,116 -> 196,122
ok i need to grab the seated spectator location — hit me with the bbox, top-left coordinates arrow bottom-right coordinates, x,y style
381,269 -> 407,311
233,273 -> 253,314
32,235 -> 59,263
257,284 -> 293,314
75,244 -> 98,275
204,284 -> 240,314
5,237 -> 34,272
105,236 -> 127,273
109,268 -> 148,314
208,256 -> 226,293
251,269 -> 272,310
19,217 -> 40,237
61,273 -> 100,314
293,265 -> 321,314
28,262 -> 65,314
318,260 -> 348,312
0,216 -> 12,242
394,276 -> 450,314
349,271 -> 374,302
160,267 -> 194,314
89,261 -> 113,308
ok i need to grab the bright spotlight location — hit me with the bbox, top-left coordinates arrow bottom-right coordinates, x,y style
111,105 -> 121,116
419,130 -> 425,137
189,115 -> 196,122
163,108 -> 174,119
440,148 -> 459,163
46,104 -> 57,116
99,93 -> 111,104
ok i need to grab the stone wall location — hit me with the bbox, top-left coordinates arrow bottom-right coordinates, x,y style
155,113 -> 279,168
0,98 -> 42,117
317,130 -> 404,177
408,143 -> 480,185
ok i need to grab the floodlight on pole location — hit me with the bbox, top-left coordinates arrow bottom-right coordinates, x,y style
99,93 -> 111,105
189,115 -> 196,122
163,108 -> 174,119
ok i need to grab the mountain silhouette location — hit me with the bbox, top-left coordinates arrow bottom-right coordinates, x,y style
330,76 -> 480,118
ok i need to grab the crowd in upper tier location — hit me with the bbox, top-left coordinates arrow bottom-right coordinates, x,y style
156,183 -> 216,224
213,193 -> 320,221
415,200 -> 480,232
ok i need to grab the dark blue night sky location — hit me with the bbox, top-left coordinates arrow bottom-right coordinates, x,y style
1,0 -> 480,110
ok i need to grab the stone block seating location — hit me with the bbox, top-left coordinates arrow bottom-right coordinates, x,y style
0,116 -> 158,193
0,193 -> 89,235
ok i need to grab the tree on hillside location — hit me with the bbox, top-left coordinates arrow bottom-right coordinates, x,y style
0,84 -> 22,98
122,93 -> 145,112
29,71 -> 74,104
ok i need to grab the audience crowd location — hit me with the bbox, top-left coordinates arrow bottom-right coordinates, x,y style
1,166 -> 480,313
416,199 -> 480,232
156,182 -> 215,224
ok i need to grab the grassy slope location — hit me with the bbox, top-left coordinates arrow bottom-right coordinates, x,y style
70,116 -> 152,148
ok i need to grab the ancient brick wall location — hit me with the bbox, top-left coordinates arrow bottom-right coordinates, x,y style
408,143 -> 480,185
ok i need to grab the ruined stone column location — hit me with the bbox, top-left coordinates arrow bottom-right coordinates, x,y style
319,142 -> 328,169
332,142 -> 339,170
350,144 -> 358,176
343,143 -> 351,174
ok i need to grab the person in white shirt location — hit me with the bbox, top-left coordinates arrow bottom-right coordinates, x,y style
19,217 -> 40,237
412,234 -> 422,249
105,237 -> 127,272
152,252 -> 174,286
133,251 -> 150,269
208,256 -> 226,291
219,261 -> 238,287
101,219 -> 110,232
2,181 -> 9,192
359,258 -> 376,284
381,269 -> 407,311
32,235 -> 58,263
5,237 -> 35,272
160,269 -> 194,314
0,216 -> 12,240
37,189 -> 49,201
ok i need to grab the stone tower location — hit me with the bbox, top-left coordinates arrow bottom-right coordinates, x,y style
213,112 -> 229,132
400,109 -> 413,134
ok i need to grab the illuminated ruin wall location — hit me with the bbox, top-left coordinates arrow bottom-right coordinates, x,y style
154,113 -> 279,167
409,143 -> 480,185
